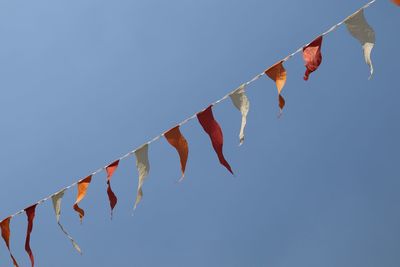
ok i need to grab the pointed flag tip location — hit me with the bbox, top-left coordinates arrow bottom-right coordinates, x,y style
239,137 -> 244,146
368,69 -> 373,80
177,175 -> 185,183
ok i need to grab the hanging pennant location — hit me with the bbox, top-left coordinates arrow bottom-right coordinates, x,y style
52,190 -> 81,254
265,61 -> 287,113
164,126 -> 189,182
73,175 -> 92,223
106,160 -> 120,218
197,105 -> 233,174
345,9 -> 376,79
25,204 -> 37,267
229,84 -> 250,145
0,217 -> 19,267
134,144 -> 150,209
303,36 -> 323,81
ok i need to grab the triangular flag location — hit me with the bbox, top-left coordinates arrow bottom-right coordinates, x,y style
106,160 -> 120,218
265,61 -> 286,95
229,84 -> 250,145
164,126 -> 189,182
25,204 -> 37,267
197,105 -> 233,174
0,217 -> 19,267
345,9 -> 376,79
73,175 -> 92,223
303,36 -> 323,81
134,144 -> 150,209
265,61 -> 287,113
52,190 -> 82,254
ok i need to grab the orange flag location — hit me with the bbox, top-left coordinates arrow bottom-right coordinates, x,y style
73,175 -> 92,223
303,36 -> 323,81
0,217 -> 19,267
265,61 -> 287,113
392,0 -> 400,6
106,160 -> 119,218
25,205 -> 37,267
197,105 -> 233,174
164,126 -> 189,182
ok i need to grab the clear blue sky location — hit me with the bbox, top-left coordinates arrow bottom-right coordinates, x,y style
0,0 -> 399,266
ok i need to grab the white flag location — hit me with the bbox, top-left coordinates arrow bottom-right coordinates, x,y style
52,190 -> 82,254
134,144 -> 150,209
230,84 -> 250,145
345,9 -> 376,79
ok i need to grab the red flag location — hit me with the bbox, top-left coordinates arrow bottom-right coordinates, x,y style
25,205 -> 37,267
392,0 -> 400,6
164,126 -> 189,181
106,160 -> 119,218
303,36 -> 323,81
197,105 -> 233,174
0,217 -> 19,267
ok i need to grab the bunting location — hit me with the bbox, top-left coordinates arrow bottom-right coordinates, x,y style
345,9 -> 376,79
303,36 -> 323,81
0,0 -> 395,264
0,217 -> 19,267
106,160 -> 120,218
73,175 -> 92,223
197,105 -> 233,174
134,144 -> 150,209
25,205 -> 37,267
52,190 -> 82,254
265,61 -> 287,113
229,85 -> 250,145
164,126 -> 189,181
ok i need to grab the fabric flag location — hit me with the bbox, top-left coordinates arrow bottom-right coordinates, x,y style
345,9 -> 376,79
265,61 -> 287,113
52,190 -> 81,254
73,175 -> 92,223
303,36 -> 323,81
134,144 -> 150,209
106,160 -> 120,218
25,204 -> 37,267
229,84 -> 250,146
164,126 -> 189,182
0,217 -> 19,267
392,0 -> 400,6
197,105 -> 233,174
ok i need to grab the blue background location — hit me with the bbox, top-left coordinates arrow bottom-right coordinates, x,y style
0,0 -> 399,266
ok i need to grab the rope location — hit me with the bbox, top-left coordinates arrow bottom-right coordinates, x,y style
4,0 -> 379,220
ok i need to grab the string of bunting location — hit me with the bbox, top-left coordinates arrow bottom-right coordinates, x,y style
1,0 -> 398,266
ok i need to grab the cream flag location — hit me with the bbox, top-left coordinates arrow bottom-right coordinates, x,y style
52,190 -> 82,254
345,9 -> 376,79
229,84 -> 250,145
134,144 -> 150,209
